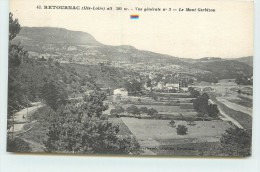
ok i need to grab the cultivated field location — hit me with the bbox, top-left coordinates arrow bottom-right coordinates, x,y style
121,117 -> 231,153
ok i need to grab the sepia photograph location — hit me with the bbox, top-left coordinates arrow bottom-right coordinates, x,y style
6,0 -> 254,157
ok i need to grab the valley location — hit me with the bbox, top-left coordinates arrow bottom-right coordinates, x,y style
7,26 -> 253,156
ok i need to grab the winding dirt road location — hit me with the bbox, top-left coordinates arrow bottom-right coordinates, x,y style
209,99 -> 243,129
9,102 -> 43,132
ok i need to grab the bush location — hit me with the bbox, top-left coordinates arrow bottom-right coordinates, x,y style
110,109 -> 119,117
176,125 -> 188,135
186,117 -> 196,125
139,107 -> 148,113
126,105 -> 140,115
147,108 -> 158,117
169,120 -> 176,127
220,127 -> 251,157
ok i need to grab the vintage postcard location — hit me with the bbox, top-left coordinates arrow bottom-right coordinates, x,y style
7,0 -> 253,156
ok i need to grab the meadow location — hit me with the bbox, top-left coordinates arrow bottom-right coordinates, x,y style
120,117 -> 231,150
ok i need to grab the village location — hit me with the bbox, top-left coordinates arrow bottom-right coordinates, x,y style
84,69 -> 251,155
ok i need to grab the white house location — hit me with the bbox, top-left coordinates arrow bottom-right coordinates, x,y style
113,88 -> 128,96
165,83 -> 180,91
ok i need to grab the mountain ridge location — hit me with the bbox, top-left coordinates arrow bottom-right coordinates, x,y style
13,26 -> 253,80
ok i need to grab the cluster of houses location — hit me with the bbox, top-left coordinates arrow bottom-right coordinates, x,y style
112,83 -> 189,98
146,81 -> 189,93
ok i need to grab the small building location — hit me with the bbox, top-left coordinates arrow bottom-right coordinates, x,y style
165,83 -> 180,91
113,88 -> 128,96
67,46 -> 77,51
181,87 -> 189,92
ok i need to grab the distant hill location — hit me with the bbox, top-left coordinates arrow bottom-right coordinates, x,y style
14,27 -> 182,64
13,27 -> 253,80
14,27 -> 101,45
230,56 -> 253,67
192,60 -> 253,79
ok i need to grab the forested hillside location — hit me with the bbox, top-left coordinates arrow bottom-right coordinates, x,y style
192,60 -> 253,79
64,63 -> 141,89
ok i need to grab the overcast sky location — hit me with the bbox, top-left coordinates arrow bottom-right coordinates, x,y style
11,0 -> 254,59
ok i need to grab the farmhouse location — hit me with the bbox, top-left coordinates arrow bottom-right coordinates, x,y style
165,83 -> 180,91
113,88 -> 128,96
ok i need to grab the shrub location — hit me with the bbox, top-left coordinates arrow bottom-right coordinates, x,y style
176,125 -> 188,135
169,120 -> 176,127
147,108 -> 158,117
220,127 -> 251,157
139,107 -> 148,113
126,105 -> 140,115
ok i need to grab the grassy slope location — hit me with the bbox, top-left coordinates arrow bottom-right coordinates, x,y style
209,94 -> 252,130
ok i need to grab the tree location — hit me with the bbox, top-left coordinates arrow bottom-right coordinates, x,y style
147,108 -> 158,117
81,91 -> 108,118
176,125 -> 188,135
193,93 -> 219,120
188,87 -> 200,98
110,109 -> 118,117
186,117 -> 195,125
8,13 -> 23,69
178,113 -> 184,120
110,106 -> 124,117
169,120 -> 176,127
115,106 -> 124,114
220,127 -> 251,157
146,78 -> 152,87
41,82 -> 67,111
235,75 -> 252,85
207,104 -> 219,118
193,93 -> 209,114
139,107 -> 148,113
7,13 -> 25,127
9,12 -> 21,41
126,105 -> 140,115
188,78 -> 194,84
124,79 -> 142,93
45,92 -> 141,154
197,112 -> 209,121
